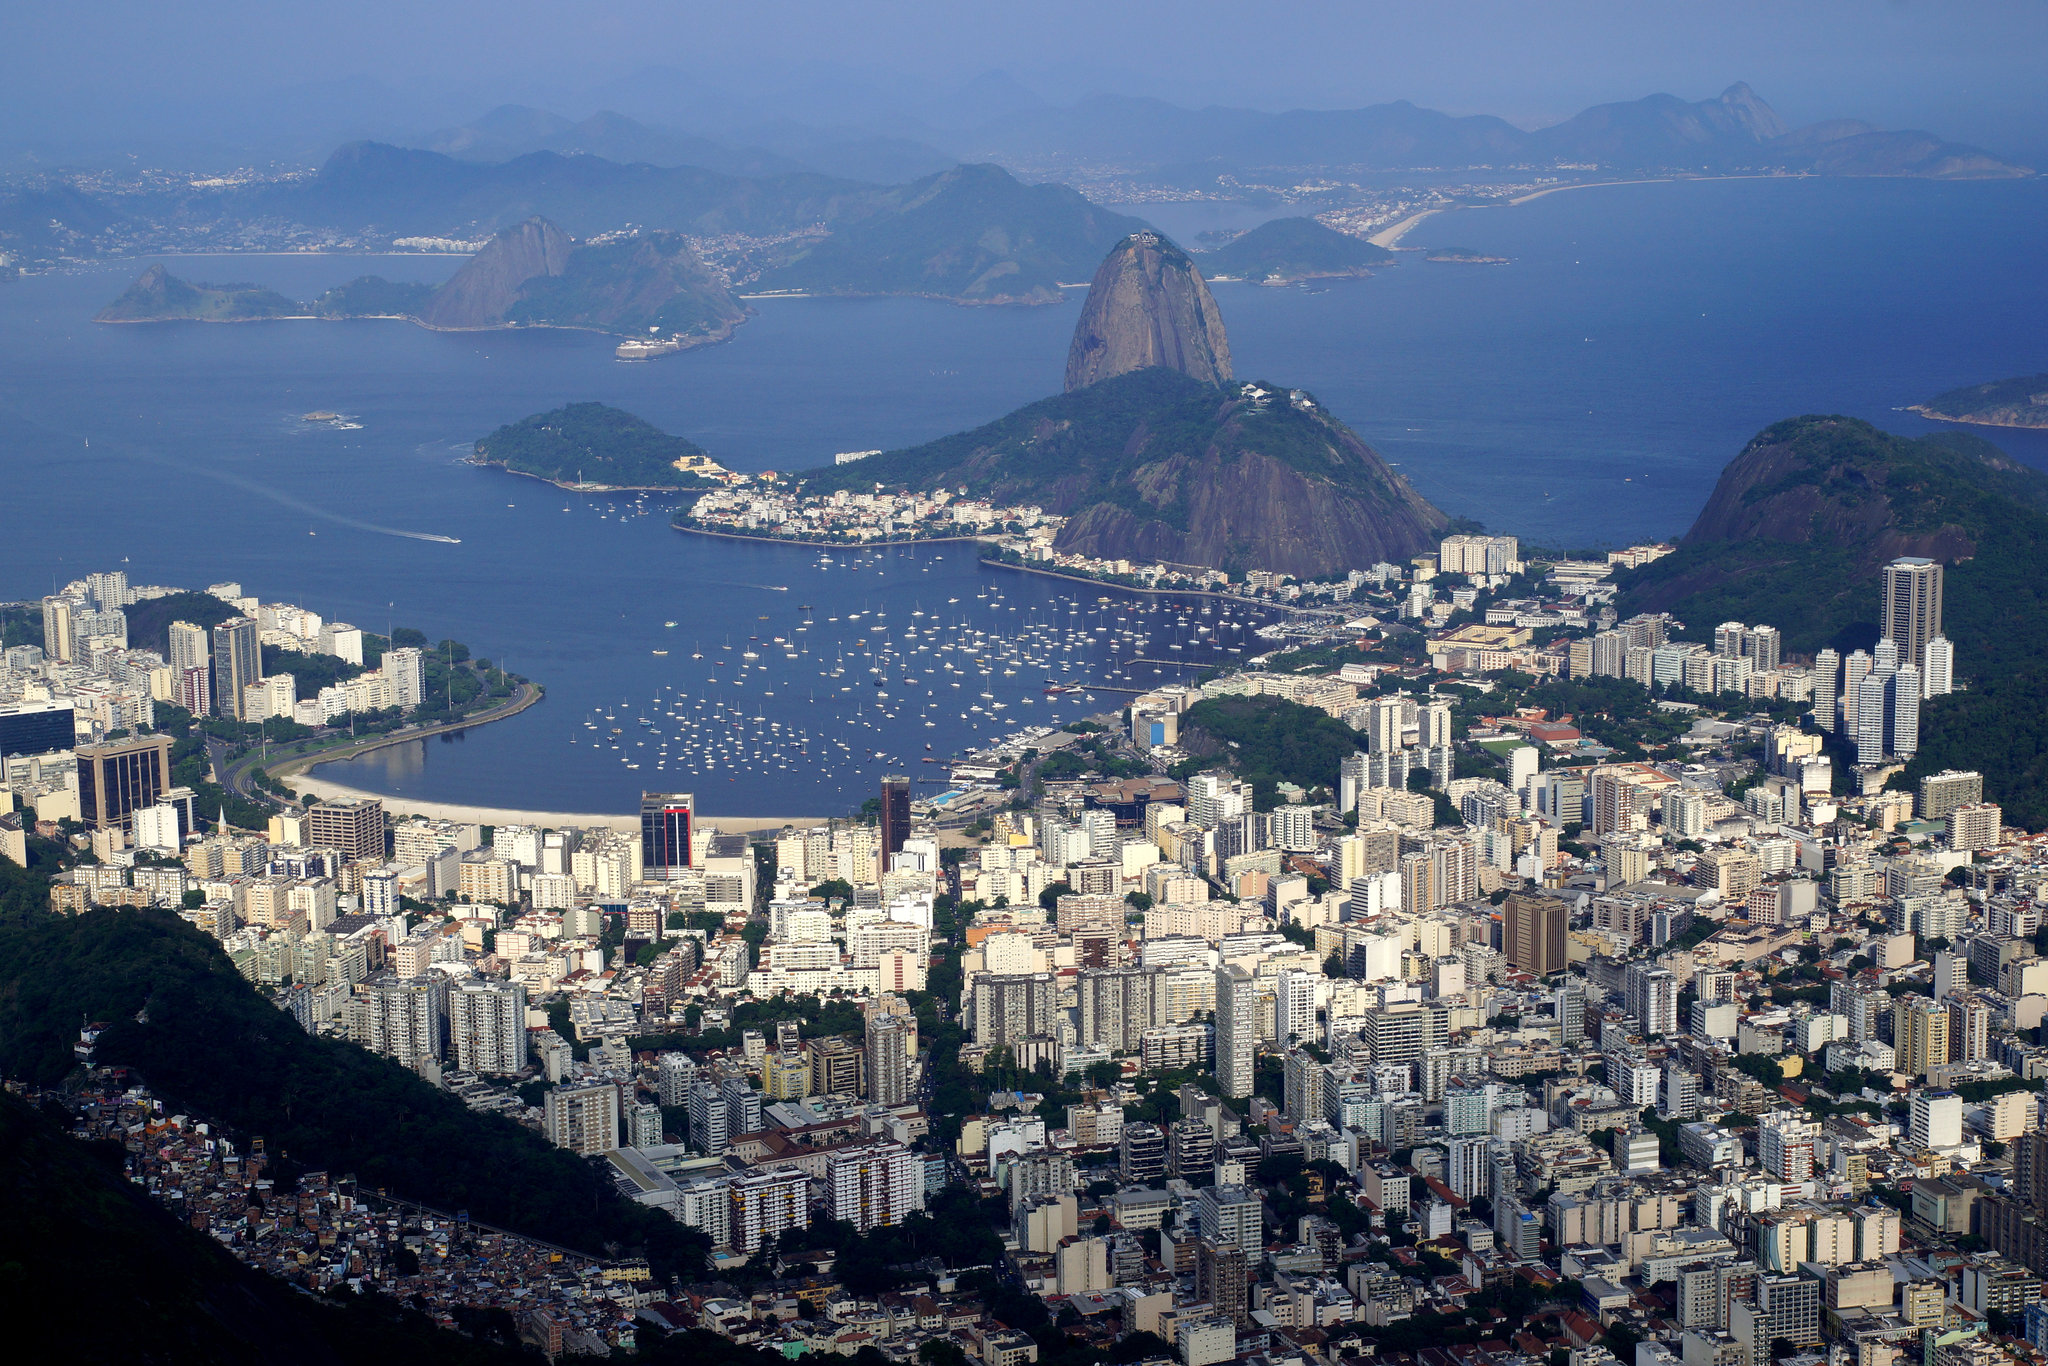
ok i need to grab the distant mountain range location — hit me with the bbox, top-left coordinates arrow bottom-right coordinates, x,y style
958,83 -> 2030,182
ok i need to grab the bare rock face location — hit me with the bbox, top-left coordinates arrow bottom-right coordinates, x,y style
1064,231 -> 1232,393
416,217 -> 573,329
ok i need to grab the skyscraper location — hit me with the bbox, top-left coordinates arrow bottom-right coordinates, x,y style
0,700 -> 76,760
1883,557 -> 1944,670
641,792 -> 694,878
1215,965 -> 1255,1099
1503,891 -> 1568,977
40,595 -> 79,664
878,773 -> 910,874
211,617 -> 262,721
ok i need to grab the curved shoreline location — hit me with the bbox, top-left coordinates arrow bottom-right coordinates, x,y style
978,554 -> 1312,612
672,522 -> 990,549
259,682 -> 547,791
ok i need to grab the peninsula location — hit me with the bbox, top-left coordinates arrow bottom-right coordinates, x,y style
1195,216 -> 1392,283
1912,373 -> 2048,429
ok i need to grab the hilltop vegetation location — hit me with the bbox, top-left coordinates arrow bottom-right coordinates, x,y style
1196,217 -> 1391,281
1915,373 -> 2048,429
1168,694 -> 1362,809
310,275 -> 438,317
1616,415 -> 2048,826
475,403 -> 718,489
96,264 -> 300,322
798,367 -> 1445,579
0,909 -> 710,1277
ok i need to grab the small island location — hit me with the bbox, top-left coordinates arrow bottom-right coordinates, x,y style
1913,373 -> 2048,429
1194,217 -> 1391,284
472,402 -> 732,491
96,265 -> 305,322
1424,247 -> 1511,264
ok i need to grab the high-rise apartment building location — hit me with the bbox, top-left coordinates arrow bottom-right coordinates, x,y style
40,595 -> 79,663
1950,803 -> 2003,852
1896,996 -> 1951,1079
827,1141 -> 924,1231
1812,649 -> 1840,732
1883,556 -> 1944,670
730,1170 -> 810,1253
545,1083 -> 621,1156
449,979 -> 528,1075
1503,891 -> 1568,976
641,791 -> 694,879
1920,770 -> 1984,821
865,1010 -> 910,1106
306,797 -> 386,862
75,733 -> 174,831
971,972 -> 1058,1049
211,617 -> 262,721
1215,965 -> 1256,1099
349,976 -> 446,1070
808,1034 -> 866,1097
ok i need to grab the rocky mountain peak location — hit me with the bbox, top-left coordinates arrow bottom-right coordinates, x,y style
1064,231 -> 1232,393
416,216 -> 574,329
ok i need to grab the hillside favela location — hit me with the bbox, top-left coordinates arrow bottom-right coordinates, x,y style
6,5 -> 2048,1366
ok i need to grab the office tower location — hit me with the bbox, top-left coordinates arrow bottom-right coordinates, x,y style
1922,636 -> 1954,697
865,1010 -> 910,1106
1811,649 -> 1840,732
1503,891 -> 1567,976
641,792 -> 694,878
1215,965 -> 1255,1098
1884,557 -> 1944,669
75,733 -> 175,832
211,618 -> 262,721
40,595 -> 79,663
1896,996 -> 1950,1078
545,1082 -> 621,1156
827,1141 -> 924,1231
306,797 -> 386,862
167,619 -> 210,675
878,774 -> 910,874
971,972 -> 1058,1048
0,700 -> 76,760
449,979 -> 528,1075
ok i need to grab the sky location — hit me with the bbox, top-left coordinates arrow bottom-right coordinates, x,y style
6,0 -> 2046,167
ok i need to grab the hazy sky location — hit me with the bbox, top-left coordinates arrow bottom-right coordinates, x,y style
7,0 -> 2046,163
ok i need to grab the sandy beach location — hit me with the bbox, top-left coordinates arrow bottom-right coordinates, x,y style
1367,208 -> 1442,248
291,774 -> 829,835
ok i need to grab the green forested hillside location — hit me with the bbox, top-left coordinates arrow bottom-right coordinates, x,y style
96,265 -> 301,321
0,909 -> 709,1276
1616,416 -> 2048,826
475,403 -> 718,489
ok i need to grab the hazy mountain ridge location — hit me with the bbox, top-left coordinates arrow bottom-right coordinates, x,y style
962,83 -> 2029,180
